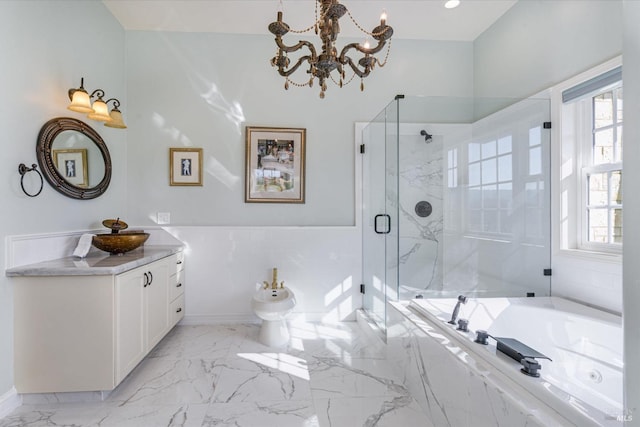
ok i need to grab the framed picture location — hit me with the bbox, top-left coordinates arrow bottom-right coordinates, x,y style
53,149 -> 88,187
170,147 -> 203,186
245,126 -> 306,203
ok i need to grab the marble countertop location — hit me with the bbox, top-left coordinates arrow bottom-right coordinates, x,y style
5,245 -> 183,277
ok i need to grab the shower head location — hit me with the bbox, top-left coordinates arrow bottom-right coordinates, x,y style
420,129 -> 432,143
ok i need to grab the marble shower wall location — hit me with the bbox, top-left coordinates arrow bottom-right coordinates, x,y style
395,98 -> 552,300
397,128 -> 444,299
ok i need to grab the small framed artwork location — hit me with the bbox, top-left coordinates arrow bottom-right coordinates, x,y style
170,147 -> 203,186
245,126 -> 306,203
53,148 -> 88,187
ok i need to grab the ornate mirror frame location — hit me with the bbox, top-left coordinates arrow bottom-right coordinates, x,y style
36,117 -> 112,199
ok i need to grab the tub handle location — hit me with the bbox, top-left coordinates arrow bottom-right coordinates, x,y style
475,330 -> 489,345
521,357 -> 542,377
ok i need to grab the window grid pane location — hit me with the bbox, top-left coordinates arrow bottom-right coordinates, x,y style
466,136 -> 513,235
613,208 -> 622,244
593,91 -> 613,128
586,168 -> 623,244
588,208 -> 608,243
583,83 -> 623,248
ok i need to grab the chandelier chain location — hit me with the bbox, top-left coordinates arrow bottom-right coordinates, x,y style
287,21 -> 319,34
329,69 -> 357,87
286,1 -> 328,34
376,39 -> 392,67
345,10 -> 389,37
285,77 -> 311,88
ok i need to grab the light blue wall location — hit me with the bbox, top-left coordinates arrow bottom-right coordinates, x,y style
0,1 -> 126,398
474,0 -> 623,98
124,33 -> 474,226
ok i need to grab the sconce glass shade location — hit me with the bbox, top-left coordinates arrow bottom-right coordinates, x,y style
87,99 -> 112,122
104,108 -> 127,129
67,89 -> 93,113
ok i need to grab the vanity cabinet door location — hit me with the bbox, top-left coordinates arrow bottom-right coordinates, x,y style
115,267 -> 146,384
115,255 -> 173,383
146,258 -> 170,350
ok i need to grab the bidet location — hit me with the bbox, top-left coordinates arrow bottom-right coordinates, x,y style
252,268 -> 296,347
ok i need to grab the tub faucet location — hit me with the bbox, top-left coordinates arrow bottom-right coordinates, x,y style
263,267 -> 284,290
448,295 -> 468,325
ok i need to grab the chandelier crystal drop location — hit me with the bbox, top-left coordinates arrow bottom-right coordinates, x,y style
268,0 -> 393,99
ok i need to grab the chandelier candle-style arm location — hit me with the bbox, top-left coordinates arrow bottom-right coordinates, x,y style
268,0 -> 393,99
338,38 -> 387,78
273,54 -> 316,78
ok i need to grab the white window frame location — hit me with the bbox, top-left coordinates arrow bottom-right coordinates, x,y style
551,57 -> 623,260
578,84 -> 623,251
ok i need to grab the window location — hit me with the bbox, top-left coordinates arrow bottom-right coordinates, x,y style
585,87 -> 623,245
467,136 -> 513,234
560,65 -> 623,253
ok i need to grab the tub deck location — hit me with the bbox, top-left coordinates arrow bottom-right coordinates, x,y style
387,297 -> 623,427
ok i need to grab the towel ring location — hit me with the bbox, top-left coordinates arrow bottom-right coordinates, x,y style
18,163 -> 44,197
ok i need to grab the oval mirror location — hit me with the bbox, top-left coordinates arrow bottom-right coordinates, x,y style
36,117 -> 112,199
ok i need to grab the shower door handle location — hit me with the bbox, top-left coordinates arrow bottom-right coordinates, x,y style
374,214 -> 391,234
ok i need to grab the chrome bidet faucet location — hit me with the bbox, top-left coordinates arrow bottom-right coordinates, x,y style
448,295 -> 468,325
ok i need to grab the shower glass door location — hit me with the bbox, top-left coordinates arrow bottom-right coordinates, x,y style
362,95 -> 552,335
362,97 -> 399,333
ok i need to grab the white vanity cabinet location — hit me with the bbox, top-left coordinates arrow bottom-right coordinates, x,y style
11,250 -> 185,393
168,251 -> 185,328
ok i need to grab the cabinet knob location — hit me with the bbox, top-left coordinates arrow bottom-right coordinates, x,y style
177,260 -> 183,265
176,283 -> 182,288
176,307 -> 182,313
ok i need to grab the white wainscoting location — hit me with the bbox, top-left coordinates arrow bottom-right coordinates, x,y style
163,225 -> 362,324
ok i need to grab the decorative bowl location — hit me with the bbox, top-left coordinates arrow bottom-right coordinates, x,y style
92,232 -> 150,255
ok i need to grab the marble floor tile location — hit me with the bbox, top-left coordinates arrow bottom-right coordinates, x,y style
308,357 -> 409,399
96,403 -> 209,427
314,396 -> 435,427
202,401 -> 318,427
212,355 -> 312,403
0,403 -> 110,427
108,358 -> 223,406
0,321 -> 432,427
149,324 -> 248,361
292,322 -> 387,361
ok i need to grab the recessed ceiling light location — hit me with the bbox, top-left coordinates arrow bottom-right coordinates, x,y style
445,0 -> 460,9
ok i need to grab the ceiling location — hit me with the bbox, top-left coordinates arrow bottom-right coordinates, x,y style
102,0 -> 517,41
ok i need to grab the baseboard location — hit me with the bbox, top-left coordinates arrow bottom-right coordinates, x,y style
0,387 -> 21,419
181,311 -> 350,325
180,314 -> 258,325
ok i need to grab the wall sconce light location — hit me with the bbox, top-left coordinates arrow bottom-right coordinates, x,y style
67,78 -> 127,129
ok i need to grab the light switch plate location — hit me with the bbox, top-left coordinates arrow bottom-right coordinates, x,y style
157,212 -> 171,225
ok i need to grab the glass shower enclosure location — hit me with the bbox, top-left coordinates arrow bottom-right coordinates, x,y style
362,95 -> 552,334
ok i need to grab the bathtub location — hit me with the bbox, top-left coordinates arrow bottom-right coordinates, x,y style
386,297 -> 623,426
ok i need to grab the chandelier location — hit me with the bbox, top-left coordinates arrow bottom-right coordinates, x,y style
268,0 -> 393,99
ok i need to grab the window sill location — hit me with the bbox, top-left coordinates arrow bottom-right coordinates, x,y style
557,248 -> 622,264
